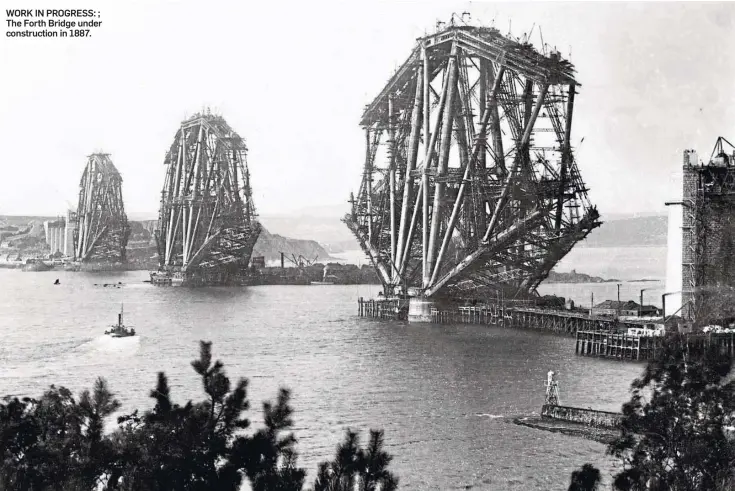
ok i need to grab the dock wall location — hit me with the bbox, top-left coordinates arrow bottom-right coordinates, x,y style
541,404 -> 622,430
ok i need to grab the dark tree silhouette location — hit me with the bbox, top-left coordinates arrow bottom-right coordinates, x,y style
572,334 -> 735,491
0,341 -> 398,491
313,429 -> 398,491
568,463 -> 601,491
233,388 -> 306,491
0,379 -> 121,490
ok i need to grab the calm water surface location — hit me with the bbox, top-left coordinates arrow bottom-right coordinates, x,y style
0,269 -> 643,490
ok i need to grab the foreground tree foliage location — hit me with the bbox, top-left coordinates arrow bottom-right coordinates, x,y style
568,463 -> 601,491
312,430 -> 397,491
0,379 -> 120,490
0,341 -> 398,491
569,334 -> 735,491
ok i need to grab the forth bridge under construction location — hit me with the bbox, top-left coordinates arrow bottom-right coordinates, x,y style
150,111 -> 260,286
72,153 -> 130,264
344,16 -> 601,320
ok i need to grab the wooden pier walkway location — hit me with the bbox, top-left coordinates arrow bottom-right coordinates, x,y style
576,330 -> 735,361
357,297 -> 404,320
430,306 -> 649,336
356,298 -> 735,361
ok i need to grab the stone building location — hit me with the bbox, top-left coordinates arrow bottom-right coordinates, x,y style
680,139 -> 735,324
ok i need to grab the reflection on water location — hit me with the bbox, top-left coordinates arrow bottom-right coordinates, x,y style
0,269 -> 643,489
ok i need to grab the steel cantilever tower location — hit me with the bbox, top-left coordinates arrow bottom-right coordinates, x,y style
73,153 -> 130,263
344,19 -> 600,318
152,112 -> 261,286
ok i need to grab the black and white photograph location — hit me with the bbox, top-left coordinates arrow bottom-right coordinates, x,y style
2,1 -> 735,489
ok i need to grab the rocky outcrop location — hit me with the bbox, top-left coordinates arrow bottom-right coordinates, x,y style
251,227 -> 333,263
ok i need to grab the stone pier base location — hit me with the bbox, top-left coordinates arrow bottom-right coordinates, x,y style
408,297 -> 434,323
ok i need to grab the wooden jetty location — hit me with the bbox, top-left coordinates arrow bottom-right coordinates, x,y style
430,305 -> 512,326
430,306 -> 650,336
357,297 -> 404,320
576,330 -> 735,361
576,330 -> 658,360
356,298 -> 735,362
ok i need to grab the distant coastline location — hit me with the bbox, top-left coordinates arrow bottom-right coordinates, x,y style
544,270 -> 663,285
545,270 -> 620,284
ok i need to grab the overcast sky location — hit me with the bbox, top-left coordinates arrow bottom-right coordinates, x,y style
1,1 -> 734,219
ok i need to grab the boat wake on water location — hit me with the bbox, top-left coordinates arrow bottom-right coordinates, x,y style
70,336 -> 141,359
89,335 -> 140,351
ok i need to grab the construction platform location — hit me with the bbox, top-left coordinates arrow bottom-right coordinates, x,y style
429,306 -> 653,334
357,298 -> 656,333
357,297 -> 407,320
356,298 -> 735,361
576,329 -> 735,361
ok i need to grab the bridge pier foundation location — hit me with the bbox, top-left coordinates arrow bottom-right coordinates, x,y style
408,297 -> 434,323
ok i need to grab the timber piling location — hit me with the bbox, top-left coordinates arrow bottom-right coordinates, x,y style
357,297 -> 404,320
356,297 -> 735,361
575,330 -> 735,361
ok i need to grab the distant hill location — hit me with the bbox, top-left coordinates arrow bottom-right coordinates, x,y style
252,227 -> 332,263
127,222 -> 333,263
0,216 -> 57,227
546,269 -> 620,283
258,212 -> 671,250
581,215 -> 668,247
0,215 -> 334,264
2,210 -> 672,256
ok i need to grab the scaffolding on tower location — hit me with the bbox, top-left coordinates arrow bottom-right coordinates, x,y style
151,111 -> 261,286
343,15 -> 600,302
73,153 -> 130,263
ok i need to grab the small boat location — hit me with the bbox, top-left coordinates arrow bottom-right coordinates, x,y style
310,265 -> 337,285
105,304 -> 136,338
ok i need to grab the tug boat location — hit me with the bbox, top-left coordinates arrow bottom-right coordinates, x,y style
105,304 -> 136,338
310,265 -> 337,285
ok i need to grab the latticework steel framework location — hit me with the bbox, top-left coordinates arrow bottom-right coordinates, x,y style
155,112 -> 260,282
73,153 -> 130,262
344,20 -> 600,300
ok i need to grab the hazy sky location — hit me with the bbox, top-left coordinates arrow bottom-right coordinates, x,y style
1,1 -> 734,218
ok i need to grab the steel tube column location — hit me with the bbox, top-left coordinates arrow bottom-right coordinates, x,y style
426,46 -> 458,287
555,83 -> 575,231
395,74 -> 424,275
165,144 -> 183,265
388,95 -> 397,279
478,58 -> 487,169
365,128 -> 373,242
421,46 -> 431,285
429,67 -> 504,285
487,64 -> 505,172
399,181 -> 423,276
